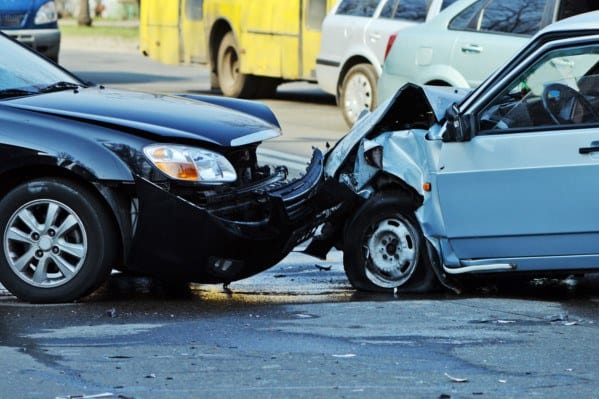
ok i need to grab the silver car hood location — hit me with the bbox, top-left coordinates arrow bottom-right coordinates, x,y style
324,83 -> 469,178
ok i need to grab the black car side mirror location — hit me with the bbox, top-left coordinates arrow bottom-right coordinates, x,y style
443,103 -> 473,142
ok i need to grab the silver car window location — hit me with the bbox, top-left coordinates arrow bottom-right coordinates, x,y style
479,43 -> 599,132
477,0 -> 545,35
558,0 -> 599,20
336,0 -> 380,16
395,0 -> 429,21
381,0 -> 433,21
449,0 -> 546,35
448,0 -> 484,30
441,0 -> 459,9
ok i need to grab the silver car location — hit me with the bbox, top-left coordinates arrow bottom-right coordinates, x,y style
378,0 -> 598,103
308,11 -> 599,293
316,0 -> 458,126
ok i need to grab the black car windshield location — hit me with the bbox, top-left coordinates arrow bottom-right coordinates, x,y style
0,35 -> 81,98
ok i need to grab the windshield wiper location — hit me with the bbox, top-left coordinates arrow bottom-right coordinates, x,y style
0,88 -> 37,99
38,81 -> 82,93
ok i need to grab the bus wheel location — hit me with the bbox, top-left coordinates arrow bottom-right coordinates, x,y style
217,32 -> 255,98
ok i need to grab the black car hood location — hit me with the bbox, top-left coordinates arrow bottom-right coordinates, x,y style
4,87 -> 281,147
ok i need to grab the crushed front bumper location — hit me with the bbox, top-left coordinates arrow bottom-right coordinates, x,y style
125,149 -> 325,283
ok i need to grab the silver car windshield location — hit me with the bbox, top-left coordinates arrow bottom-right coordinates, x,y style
0,35 -> 79,95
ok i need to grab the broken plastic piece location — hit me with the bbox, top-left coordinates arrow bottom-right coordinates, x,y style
444,372 -> 468,383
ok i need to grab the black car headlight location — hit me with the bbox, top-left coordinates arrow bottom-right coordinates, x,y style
143,144 -> 237,183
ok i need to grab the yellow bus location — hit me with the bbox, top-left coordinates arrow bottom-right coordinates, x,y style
140,0 -> 335,98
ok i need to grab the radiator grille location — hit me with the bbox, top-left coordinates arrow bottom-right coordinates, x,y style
0,12 -> 26,28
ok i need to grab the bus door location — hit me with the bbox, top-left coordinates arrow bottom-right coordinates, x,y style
181,0 -> 207,64
300,0 -> 332,80
140,0 -> 181,65
244,0 -> 300,79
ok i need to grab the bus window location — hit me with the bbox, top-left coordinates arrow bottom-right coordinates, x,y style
186,0 -> 203,20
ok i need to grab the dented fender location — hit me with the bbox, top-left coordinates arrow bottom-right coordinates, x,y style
320,83 -> 469,275
349,126 -> 449,250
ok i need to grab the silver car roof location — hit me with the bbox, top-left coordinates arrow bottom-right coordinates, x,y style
538,10 -> 599,35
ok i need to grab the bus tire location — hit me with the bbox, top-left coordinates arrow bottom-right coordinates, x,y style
217,32 -> 256,98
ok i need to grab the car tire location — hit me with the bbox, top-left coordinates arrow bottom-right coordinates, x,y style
217,32 -> 257,98
0,179 -> 116,303
339,63 -> 378,127
343,192 -> 435,293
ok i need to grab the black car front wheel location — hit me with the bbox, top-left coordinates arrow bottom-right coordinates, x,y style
0,179 -> 116,303
343,193 -> 435,293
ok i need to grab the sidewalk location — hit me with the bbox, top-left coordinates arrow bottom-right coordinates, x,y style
58,17 -> 139,28
60,29 -> 138,53
61,34 -> 138,53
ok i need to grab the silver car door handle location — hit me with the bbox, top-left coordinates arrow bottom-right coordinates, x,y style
369,32 -> 381,41
461,44 -> 483,53
579,142 -> 599,154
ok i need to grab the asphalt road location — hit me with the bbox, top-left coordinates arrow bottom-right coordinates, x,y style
0,40 -> 598,399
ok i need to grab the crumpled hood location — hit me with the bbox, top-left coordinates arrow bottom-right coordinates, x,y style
325,83 -> 470,177
5,87 -> 280,147
420,85 -> 471,121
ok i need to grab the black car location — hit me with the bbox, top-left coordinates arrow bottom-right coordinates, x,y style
0,33 -> 324,303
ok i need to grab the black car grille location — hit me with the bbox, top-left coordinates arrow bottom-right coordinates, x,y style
196,151 -> 322,224
0,12 -> 26,28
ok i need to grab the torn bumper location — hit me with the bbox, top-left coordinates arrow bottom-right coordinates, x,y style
125,149 -> 325,283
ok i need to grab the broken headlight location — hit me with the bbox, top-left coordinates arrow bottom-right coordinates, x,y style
143,144 -> 237,183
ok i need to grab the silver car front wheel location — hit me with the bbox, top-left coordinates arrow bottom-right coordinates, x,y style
343,192 -> 436,293
364,216 -> 419,288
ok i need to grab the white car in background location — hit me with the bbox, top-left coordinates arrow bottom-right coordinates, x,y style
377,0 -> 599,103
316,0 -> 459,126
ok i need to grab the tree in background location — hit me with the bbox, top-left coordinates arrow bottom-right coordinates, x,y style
78,0 -> 92,26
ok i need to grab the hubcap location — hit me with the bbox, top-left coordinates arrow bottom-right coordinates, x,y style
222,46 -> 239,89
364,216 -> 419,288
4,199 -> 87,288
344,72 -> 373,124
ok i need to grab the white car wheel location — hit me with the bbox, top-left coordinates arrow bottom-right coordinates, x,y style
340,63 -> 378,127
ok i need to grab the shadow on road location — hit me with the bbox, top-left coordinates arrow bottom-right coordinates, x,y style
72,271 -> 599,308
72,71 -> 191,85
185,87 -> 337,105
274,87 -> 336,105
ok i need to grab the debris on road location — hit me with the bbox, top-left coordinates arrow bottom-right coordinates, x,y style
444,372 -> 469,383
473,318 -> 516,324
546,313 -> 569,322
315,264 -> 332,271
56,393 -> 115,399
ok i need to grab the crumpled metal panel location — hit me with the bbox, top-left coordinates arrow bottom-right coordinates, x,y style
325,84 -> 470,266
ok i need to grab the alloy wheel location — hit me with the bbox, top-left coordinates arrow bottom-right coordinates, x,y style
4,199 -> 87,288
